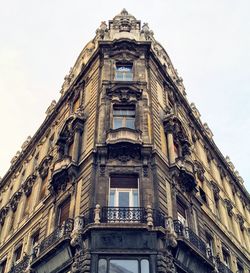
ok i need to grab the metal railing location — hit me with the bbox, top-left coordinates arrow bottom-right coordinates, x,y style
101,207 -> 147,223
173,220 -> 213,261
37,218 -> 74,256
8,255 -> 31,273
217,260 -> 234,273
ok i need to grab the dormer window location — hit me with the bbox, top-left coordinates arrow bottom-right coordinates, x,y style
115,64 -> 133,81
113,105 -> 135,129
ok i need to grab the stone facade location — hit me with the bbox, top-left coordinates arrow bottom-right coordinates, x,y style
0,9 -> 250,273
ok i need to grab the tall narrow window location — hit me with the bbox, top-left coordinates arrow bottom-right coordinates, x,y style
222,248 -> 231,269
30,230 -> 40,253
115,64 -> 133,81
177,200 -> 188,227
205,232 -> 214,258
237,261 -> 244,273
58,198 -> 71,226
113,105 -> 135,130
109,175 -> 138,207
13,244 -> 22,264
0,259 -> 7,273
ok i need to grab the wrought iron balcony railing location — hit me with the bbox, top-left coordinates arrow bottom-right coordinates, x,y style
34,218 -> 74,258
173,220 -> 213,261
8,255 -> 31,273
217,261 -> 234,273
101,207 -> 147,223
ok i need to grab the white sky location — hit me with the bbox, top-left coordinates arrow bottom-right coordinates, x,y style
0,0 -> 249,192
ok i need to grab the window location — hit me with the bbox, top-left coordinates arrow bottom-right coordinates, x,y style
205,233 -> 214,258
237,261 -> 244,273
115,64 -> 133,81
177,200 -> 188,227
57,197 -> 71,226
199,187 -> 207,204
0,259 -> 7,273
13,245 -> 22,264
98,258 -> 149,273
113,105 -> 135,130
222,248 -> 231,269
31,230 -> 39,250
109,175 -> 139,207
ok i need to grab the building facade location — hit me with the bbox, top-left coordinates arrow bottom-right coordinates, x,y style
0,9 -> 250,273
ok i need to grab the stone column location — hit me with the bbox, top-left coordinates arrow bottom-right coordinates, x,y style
32,176 -> 43,206
231,215 -> 242,243
1,209 -> 13,242
72,127 -> 82,163
15,195 -> 27,226
218,199 -> 230,230
243,228 -> 250,250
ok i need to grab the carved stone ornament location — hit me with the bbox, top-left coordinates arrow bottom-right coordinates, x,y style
96,21 -> 109,40
22,174 -> 37,196
38,155 -> 53,179
163,114 -> 191,158
194,160 -> 205,182
140,22 -> 154,40
225,156 -> 235,171
11,151 -> 21,165
107,85 -> 143,103
0,206 -> 9,225
211,181 -> 220,201
190,102 -> 201,120
237,214 -> 245,231
111,9 -> 139,33
45,100 -> 57,116
10,191 -> 22,212
21,136 -> 32,151
224,199 -> 233,217
157,250 -> 176,273
203,123 -> 213,138
108,143 -> 141,162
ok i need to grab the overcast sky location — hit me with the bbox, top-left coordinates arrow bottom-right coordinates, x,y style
0,0 -> 249,192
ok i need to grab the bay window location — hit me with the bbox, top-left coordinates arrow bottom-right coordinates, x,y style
113,105 -> 135,130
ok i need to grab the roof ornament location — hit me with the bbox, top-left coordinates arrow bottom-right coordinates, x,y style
96,21 -> 109,40
46,100 -> 57,116
141,23 -> 154,40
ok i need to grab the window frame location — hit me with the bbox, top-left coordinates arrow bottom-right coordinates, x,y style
109,175 -> 139,208
98,257 -> 150,273
115,63 -> 133,81
112,105 -> 136,130
57,197 -> 71,227
0,259 -> 7,273
13,244 -> 23,265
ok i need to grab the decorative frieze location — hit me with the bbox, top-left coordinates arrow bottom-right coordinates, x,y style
0,206 -> 9,225
224,199 -> 234,217
38,155 -> 53,179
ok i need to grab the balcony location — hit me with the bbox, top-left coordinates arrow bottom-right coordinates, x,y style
106,128 -> 142,145
101,207 -> 147,223
217,261 -> 233,273
8,255 -> 31,273
33,218 -> 74,260
173,220 -> 213,262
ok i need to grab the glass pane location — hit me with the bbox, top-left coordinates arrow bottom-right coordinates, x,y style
109,190 -> 115,206
113,117 -> 123,129
141,260 -> 149,273
110,260 -> 138,273
98,259 -> 107,273
125,118 -> 135,129
133,190 -> 139,207
119,192 -> 130,207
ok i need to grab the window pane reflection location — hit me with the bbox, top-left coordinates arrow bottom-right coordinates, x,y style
110,260 -> 138,273
141,259 -> 149,273
98,259 -> 107,273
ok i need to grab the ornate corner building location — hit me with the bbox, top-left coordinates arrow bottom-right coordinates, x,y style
0,9 -> 250,273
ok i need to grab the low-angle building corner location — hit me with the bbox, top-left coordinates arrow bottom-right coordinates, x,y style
0,9 -> 249,273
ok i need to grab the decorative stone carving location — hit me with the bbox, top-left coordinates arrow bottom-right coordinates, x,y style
203,123 -> 213,138
38,155 -> 53,179
141,22 -> 154,40
157,250 -> 176,273
45,100 -> 57,116
211,181 -> 220,201
166,217 -> 177,248
10,191 -> 22,212
237,214 -> 245,231
108,143 -> 141,162
190,103 -> 201,120
112,9 -> 139,33
107,85 -> 143,103
194,160 -> 205,182
0,206 -> 9,225
96,21 -> 109,39
163,114 -> 191,158
22,174 -> 37,196
225,156 -> 235,171
11,151 -> 21,165
21,136 -> 32,151
224,199 -> 233,217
